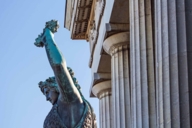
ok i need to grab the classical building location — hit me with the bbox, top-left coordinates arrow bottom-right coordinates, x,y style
64,0 -> 192,127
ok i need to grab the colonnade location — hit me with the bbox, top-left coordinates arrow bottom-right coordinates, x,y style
91,0 -> 192,127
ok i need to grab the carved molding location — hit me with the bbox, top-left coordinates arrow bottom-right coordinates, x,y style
72,32 -> 86,39
88,20 -> 97,42
88,0 -> 106,68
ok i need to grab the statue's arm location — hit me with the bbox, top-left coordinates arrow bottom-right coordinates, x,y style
42,28 -> 82,103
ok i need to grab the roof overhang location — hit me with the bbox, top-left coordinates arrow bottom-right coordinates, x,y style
64,0 -> 94,40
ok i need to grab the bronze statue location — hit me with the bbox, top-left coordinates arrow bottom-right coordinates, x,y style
34,20 -> 97,128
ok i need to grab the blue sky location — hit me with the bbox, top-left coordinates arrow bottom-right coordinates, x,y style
0,0 -> 99,127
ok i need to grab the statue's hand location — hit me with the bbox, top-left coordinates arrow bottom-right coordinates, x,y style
34,20 -> 59,47
34,33 -> 44,47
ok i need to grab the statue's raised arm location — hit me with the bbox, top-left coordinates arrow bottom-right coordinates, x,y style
34,20 -> 82,104
34,20 -> 97,128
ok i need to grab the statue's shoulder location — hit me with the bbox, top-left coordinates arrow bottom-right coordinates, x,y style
43,104 -> 66,128
81,100 -> 97,128
43,102 -> 97,128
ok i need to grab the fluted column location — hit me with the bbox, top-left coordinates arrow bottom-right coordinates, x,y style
129,0 -> 156,127
103,32 -> 131,128
92,80 -> 112,128
154,0 -> 192,127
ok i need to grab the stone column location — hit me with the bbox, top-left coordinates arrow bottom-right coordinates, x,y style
129,0 -> 156,127
103,32 -> 131,128
154,0 -> 192,127
92,80 -> 112,128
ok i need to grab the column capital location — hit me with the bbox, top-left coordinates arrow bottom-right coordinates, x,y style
92,80 -> 111,99
103,32 -> 129,55
90,73 -> 111,97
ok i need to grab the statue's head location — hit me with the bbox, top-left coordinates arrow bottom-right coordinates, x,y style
45,20 -> 59,33
38,67 -> 83,105
39,77 -> 59,105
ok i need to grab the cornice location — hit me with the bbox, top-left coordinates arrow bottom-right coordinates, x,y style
71,0 -> 93,39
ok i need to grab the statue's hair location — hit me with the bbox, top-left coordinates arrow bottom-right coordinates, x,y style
44,19 -> 59,33
67,67 -> 81,90
38,67 -> 82,96
38,77 -> 59,93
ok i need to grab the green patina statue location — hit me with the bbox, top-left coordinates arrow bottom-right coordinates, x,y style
34,20 -> 97,128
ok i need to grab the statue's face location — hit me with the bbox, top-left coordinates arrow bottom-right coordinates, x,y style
52,26 -> 57,33
52,25 -> 59,33
43,87 -> 59,105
